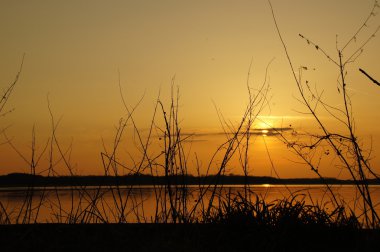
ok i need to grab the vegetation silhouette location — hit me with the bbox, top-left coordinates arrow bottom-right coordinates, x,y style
359,68 -> 380,86
0,173 -> 379,187
269,0 -> 380,228
1,1 -> 380,251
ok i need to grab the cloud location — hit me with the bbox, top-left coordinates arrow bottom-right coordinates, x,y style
159,127 -> 292,139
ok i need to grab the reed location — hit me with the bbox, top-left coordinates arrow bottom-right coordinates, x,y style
0,70 -> 368,229
269,0 -> 380,228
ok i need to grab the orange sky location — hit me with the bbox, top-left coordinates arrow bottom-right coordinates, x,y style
0,0 -> 379,178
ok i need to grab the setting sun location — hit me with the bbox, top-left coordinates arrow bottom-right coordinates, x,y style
261,129 -> 269,135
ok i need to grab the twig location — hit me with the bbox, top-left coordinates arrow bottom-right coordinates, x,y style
359,68 -> 380,86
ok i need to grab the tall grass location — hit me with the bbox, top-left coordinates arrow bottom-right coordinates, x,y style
0,69 -> 364,228
269,0 -> 380,228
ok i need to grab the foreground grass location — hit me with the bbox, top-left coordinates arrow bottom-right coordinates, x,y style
205,194 -> 361,229
1,195 -> 379,251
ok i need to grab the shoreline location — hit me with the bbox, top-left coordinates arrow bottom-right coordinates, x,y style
1,223 -> 379,251
1,173 -> 379,188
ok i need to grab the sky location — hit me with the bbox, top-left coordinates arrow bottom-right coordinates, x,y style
0,0 -> 379,178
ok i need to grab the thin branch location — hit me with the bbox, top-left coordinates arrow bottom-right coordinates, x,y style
359,68 -> 380,86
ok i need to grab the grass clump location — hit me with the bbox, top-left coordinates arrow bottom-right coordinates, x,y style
206,193 -> 360,231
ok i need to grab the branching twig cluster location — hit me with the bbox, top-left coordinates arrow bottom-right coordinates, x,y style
269,0 -> 380,228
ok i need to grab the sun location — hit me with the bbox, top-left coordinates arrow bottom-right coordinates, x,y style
261,129 -> 269,135
256,119 -> 273,136
256,120 -> 273,130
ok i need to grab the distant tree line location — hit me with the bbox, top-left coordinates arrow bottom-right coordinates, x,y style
0,173 -> 378,187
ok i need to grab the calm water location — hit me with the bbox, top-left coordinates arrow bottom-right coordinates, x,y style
1,185 -> 379,223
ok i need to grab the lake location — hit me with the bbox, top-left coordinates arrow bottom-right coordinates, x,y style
1,185 -> 379,224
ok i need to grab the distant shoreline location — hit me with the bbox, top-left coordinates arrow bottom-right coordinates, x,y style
0,173 -> 379,187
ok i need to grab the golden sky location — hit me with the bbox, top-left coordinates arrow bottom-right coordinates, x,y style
0,0 -> 379,178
